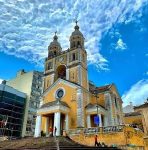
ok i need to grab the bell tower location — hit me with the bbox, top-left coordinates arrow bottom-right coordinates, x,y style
44,22 -> 89,91
48,32 -> 62,57
70,21 -> 84,49
67,21 -> 89,90
44,32 -> 62,90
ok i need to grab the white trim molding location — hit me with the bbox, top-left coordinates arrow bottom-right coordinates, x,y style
86,104 -> 107,115
37,104 -> 70,115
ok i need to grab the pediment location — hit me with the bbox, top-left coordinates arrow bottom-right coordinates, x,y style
42,78 -> 80,97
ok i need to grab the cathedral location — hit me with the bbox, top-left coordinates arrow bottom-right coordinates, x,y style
34,22 -> 123,137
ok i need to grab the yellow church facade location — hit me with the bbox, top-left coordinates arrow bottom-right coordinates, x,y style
34,23 -> 124,137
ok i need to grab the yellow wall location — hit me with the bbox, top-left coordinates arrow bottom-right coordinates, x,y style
42,82 -> 78,129
144,136 -> 148,150
81,67 -> 87,89
69,126 -> 144,148
69,66 -> 78,83
44,75 -> 53,90
124,115 -> 142,125
142,108 -> 148,135
135,107 -> 148,135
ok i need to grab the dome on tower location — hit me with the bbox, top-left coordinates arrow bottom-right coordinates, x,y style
48,32 -> 62,58
49,32 -> 62,50
71,21 -> 84,37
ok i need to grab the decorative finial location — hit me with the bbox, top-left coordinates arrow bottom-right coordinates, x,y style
74,20 -> 79,30
53,31 -> 58,41
75,20 -> 78,25
55,31 -> 57,35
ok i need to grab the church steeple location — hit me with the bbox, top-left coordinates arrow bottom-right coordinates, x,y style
70,21 -> 84,49
44,22 -> 88,91
48,32 -> 62,58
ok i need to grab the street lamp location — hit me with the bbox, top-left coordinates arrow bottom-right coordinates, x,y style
93,88 -> 99,127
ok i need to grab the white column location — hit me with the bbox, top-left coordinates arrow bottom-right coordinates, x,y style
66,68 -> 69,80
104,115 -> 108,127
67,52 -> 69,64
76,88 -> 84,127
51,73 -> 55,85
65,114 -> 69,130
45,117 -> 49,136
99,114 -> 102,127
87,114 -> 91,128
53,112 -> 61,136
34,115 -> 42,137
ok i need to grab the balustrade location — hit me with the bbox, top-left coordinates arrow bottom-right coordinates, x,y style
68,125 -> 125,135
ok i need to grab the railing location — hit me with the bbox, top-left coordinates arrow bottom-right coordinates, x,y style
84,127 -> 100,134
68,125 -> 125,135
102,125 -> 124,133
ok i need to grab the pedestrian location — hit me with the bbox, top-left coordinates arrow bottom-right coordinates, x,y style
49,127 -> 53,137
54,126 -> 57,136
94,135 -> 99,147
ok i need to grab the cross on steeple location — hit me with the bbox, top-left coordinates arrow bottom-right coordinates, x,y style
53,31 -> 58,41
75,20 -> 78,25
74,19 -> 79,30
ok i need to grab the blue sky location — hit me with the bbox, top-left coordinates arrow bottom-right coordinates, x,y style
0,0 -> 148,106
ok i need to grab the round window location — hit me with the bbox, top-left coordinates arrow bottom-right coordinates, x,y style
56,89 -> 64,98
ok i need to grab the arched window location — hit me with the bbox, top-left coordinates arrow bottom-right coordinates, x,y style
56,65 -> 66,80
72,53 -> 76,61
48,62 -> 52,70
77,41 -> 81,47
54,51 -> 57,55
73,42 -> 75,48
82,53 -> 85,62
115,97 -> 118,108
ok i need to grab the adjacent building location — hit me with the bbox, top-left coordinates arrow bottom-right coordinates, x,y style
0,82 -> 26,137
123,102 -> 143,131
134,100 -> 148,135
123,102 -> 134,113
123,101 -> 148,133
123,100 -> 148,149
34,22 -> 124,137
6,70 -> 43,137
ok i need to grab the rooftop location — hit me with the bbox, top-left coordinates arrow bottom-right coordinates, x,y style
124,111 -> 141,117
0,83 -> 26,98
134,101 -> 148,109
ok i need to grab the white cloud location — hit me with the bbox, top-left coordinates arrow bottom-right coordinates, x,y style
122,79 -> 148,106
0,79 -> 3,84
0,0 -> 147,70
115,38 -> 127,50
145,71 -> 148,75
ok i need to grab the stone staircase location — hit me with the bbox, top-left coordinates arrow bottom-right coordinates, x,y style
55,136 -> 121,150
0,136 -> 121,150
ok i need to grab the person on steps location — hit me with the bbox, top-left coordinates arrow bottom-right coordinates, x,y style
54,126 -> 57,136
94,135 -> 99,147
